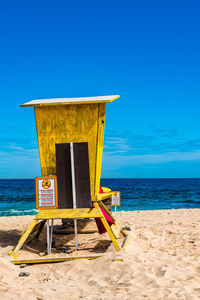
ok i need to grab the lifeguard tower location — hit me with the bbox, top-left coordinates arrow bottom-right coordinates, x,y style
23,95 -> 119,200
9,95 -> 129,264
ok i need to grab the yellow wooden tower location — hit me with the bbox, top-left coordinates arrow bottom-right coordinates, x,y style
9,95 -> 130,264
21,95 -> 120,200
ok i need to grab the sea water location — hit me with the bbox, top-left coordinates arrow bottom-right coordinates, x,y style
0,178 -> 200,216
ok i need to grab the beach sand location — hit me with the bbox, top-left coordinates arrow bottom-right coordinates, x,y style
0,209 -> 200,300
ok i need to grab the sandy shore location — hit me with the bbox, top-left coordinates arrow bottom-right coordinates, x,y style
0,209 -> 200,300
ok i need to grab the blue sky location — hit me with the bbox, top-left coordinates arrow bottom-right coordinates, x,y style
0,0 -> 200,178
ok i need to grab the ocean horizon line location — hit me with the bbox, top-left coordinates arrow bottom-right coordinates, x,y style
1,177 -> 200,180
0,178 -> 200,217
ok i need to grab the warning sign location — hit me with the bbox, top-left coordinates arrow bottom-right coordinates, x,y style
35,176 -> 58,209
42,179 -> 51,189
111,191 -> 121,206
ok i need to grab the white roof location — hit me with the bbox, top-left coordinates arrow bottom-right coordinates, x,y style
21,95 -> 120,107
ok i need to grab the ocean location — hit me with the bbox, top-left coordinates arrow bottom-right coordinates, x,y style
0,178 -> 200,217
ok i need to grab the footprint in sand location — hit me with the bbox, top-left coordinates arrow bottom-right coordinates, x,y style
156,267 -> 166,278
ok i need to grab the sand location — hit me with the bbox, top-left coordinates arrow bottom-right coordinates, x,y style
0,209 -> 200,300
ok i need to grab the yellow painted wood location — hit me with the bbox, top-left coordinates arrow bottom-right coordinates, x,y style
35,220 -> 46,239
9,251 -> 21,259
101,187 -> 111,193
94,103 -> 106,197
98,199 -> 127,239
30,220 -> 45,234
95,192 -> 113,201
26,220 -> 46,243
9,218 -> 38,258
53,228 -> 98,234
36,208 -> 103,220
26,234 -> 37,244
11,255 -> 124,265
93,202 -> 121,251
34,103 -> 106,200
9,203 -> 126,260
11,256 -> 101,265
95,191 -> 120,201
120,227 -> 127,237
100,216 -> 121,251
98,200 -> 115,222
121,234 -> 130,250
110,223 -> 122,239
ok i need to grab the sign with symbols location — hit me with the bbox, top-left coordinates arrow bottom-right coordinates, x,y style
35,176 -> 58,209
111,191 -> 121,206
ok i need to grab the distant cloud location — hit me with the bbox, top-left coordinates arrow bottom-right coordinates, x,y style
103,150 -> 200,169
104,131 -> 158,155
104,137 -> 132,154
0,147 -> 40,178
0,139 -> 38,152
177,139 -> 200,151
103,127 -> 200,166
0,147 -> 38,161
152,128 -> 178,137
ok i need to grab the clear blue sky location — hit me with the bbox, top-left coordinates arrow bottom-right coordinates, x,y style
0,0 -> 200,178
